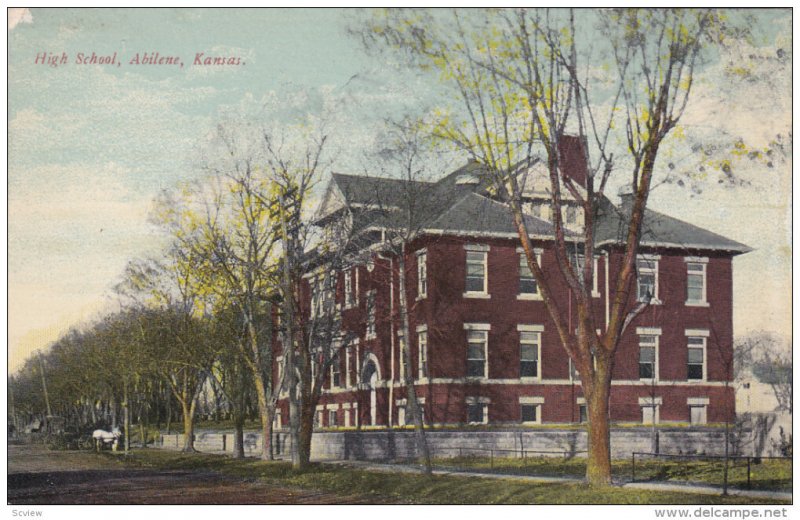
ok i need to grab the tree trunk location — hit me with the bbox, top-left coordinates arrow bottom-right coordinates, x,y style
110,397 -> 117,429
296,398 -> 315,469
233,413 -> 245,459
139,421 -> 146,449
253,376 -> 273,461
181,399 -> 196,452
585,369 -> 612,486
397,248 -> 432,474
123,380 -> 131,453
166,397 -> 172,435
723,383 -> 730,495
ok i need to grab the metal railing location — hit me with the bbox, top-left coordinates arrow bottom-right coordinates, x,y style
440,446 -> 587,469
630,452 -> 792,492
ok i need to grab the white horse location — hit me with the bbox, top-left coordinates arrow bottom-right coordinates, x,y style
92,427 -> 121,452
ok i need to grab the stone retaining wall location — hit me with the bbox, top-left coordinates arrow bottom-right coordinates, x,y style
158,427 -> 731,460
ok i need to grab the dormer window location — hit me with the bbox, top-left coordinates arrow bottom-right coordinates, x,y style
566,205 -> 577,225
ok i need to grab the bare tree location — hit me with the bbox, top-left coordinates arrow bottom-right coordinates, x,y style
160,123 -> 287,461
736,332 -> 792,414
356,120 -> 456,474
357,8 -> 730,485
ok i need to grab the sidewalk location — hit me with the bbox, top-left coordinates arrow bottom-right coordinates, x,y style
325,459 -> 792,502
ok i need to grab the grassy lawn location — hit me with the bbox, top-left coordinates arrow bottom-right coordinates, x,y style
429,455 -> 792,493
109,449 -> 788,505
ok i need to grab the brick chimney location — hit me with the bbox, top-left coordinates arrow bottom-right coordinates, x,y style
557,135 -> 588,187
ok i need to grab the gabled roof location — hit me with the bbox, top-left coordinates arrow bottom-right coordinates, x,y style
330,172 -> 433,208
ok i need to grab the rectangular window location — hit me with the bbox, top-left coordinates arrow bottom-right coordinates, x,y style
277,356 -> 284,389
520,404 -> 538,423
344,270 -> 355,308
520,331 -> 540,378
417,250 -> 427,298
466,330 -> 488,378
566,205 -> 577,224
574,254 -> 600,296
578,404 -> 587,423
467,403 -> 487,424
366,290 -> 376,339
398,332 -> 406,382
569,358 -> 580,381
328,410 -> 338,427
310,281 -> 320,318
397,405 -> 406,426
345,347 -> 351,388
687,337 -> 706,381
519,253 -> 539,295
637,257 -> 658,302
690,405 -> 707,425
418,330 -> 428,380
314,410 -> 322,428
331,354 -> 341,388
686,260 -> 708,305
642,406 -> 657,425
465,250 -> 487,293
320,272 -> 335,314
639,335 -> 657,380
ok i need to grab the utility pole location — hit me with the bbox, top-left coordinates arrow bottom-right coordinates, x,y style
278,191 -> 299,466
9,379 -> 19,436
39,354 -> 52,431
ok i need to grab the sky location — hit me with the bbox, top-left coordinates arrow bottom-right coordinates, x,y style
7,8 -> 793,372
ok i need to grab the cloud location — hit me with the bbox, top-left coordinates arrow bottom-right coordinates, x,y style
8,8 -> 33,30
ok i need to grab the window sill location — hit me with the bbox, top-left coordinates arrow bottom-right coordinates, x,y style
520,377 -> 541,383
463,292 -> 491,299
638,298 -> 662,305
517,293 -> 543,301
685,301 -> 710,307
686,378 -> 707,383
415,294 -> 427,302
521,421 -> 541,425
465,376 -> 488,382
592,291 -> 601,298
365,334 -> 377,341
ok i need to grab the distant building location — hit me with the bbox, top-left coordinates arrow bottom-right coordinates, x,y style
277,137 -> 751,429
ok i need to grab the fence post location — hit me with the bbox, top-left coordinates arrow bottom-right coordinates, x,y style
222,434 -> 226,452
459,447 -> 462,459
747,457 -> 751,490
490,449 -> 494,469
631,452 -> 636,483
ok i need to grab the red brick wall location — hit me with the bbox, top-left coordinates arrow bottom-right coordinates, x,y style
283,233 -> 737,426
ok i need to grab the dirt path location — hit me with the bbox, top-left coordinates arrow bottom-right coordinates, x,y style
7,444 -> 376,505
